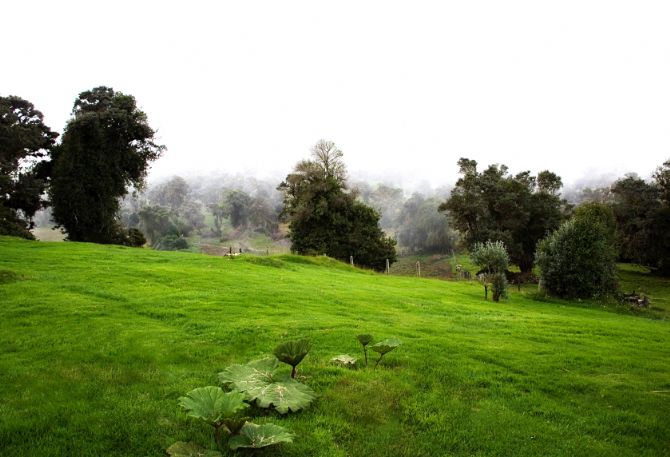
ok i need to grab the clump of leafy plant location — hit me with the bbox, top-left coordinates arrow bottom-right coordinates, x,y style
178,386 -> 248,448
172,385 -> 294,454
229,422 -> 296,450
370,338 -> 402,368
274,339 -> 311,378
331,354 -> 357,368
219,357 -> 316,414
356,334 -> 374,366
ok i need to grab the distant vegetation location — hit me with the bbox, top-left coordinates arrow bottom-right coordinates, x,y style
2,90 -> 670,295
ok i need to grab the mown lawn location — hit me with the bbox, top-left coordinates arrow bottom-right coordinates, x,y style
0,237 -> 668,456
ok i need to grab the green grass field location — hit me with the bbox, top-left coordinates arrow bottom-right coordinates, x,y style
0,237 -> 668,456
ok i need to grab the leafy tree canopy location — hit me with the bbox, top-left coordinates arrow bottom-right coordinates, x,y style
440,158 -> 565,272
48,87 -> 164,244
535,202 -> 618,298
278,140 -> 396,271
0,96 -> 58,238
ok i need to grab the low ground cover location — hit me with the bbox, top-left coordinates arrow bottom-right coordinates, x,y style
0,237 -> 668,456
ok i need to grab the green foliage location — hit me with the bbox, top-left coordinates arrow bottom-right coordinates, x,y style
219,358 -> 316,414
273,339 -> 311,378
470,240 -> 509,274
331,354 -> 357,367
441,158 -> 565,272
2,237 -> 670,456
179,387 -> 248,427
48,87 -> 164,244
123,228 -> 147,247
138,205 -> 190,250
166,441 -> 222,457
536,203 -> 618,298
471,240 -> 509,302
357,333 -> 373,366
370,338 -> 401,368
0,96 -> 57,238
278,140 -> 397,271
490,272 -> 508,302
611,164 -> 670,275
228,422 -> 294,450
397,194 -> 458,254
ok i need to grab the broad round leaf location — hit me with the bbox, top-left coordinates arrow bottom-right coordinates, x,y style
331,354 -> 357,367
356,334 -> 373,346
273,339 -> 311,368
166,441 -> 222,457
218,357 -> 278,399
370,338 -> 401,355
178,386 -> 247,425
228,422 -> 294,450
219,358 -> 315,413
254,378 -> 316,414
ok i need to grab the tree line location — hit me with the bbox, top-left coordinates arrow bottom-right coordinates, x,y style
2,88 -> 669,284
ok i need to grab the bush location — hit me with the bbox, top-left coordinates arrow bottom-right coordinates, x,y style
154,234 -> 189,251
535,204 -> 617,298
124,228 -> 147,247
471,240 -> 509,301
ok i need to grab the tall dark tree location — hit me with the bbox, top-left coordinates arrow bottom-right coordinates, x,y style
440,158 -> 565,273
278,140 -> 396,271
0,96 -> 58,238
48,87 -> 164,243
610,176 -> 658,264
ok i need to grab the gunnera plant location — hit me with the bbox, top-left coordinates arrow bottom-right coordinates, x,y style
356,334 -> 374,367
370,338 -> 402,368
170,385 -> 295,455
273,339 -> 311,378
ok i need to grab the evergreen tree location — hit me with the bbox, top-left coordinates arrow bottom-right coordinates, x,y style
0,96 -> 58,238
278,140 -> 396,271
49,87 -> 164,243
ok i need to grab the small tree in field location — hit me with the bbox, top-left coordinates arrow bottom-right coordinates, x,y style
471,240 -> 509,301
535,202 -> 618,299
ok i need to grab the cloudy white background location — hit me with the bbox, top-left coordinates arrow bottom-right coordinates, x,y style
3,0 -> 669,187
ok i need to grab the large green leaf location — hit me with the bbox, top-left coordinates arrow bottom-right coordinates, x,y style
370,338 -> 401,355
166,441 -> 222,457
178,386 -> 247,425
219,358 -> 315,413
228,423 -> 294,450
254,378 -> 316,414
273,339 -> 311,368
218,357 -> 278,399
356,334 -> 373,346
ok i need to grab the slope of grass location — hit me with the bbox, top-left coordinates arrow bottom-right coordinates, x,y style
0,236 -> 668,456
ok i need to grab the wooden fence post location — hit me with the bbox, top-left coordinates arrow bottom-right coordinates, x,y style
350,256 -> 354,267
385,258 -> 390,274
416,261 -> 421,277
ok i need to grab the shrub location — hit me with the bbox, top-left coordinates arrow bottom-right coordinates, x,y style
471,240 -> 509,301
535,204 -> 618,298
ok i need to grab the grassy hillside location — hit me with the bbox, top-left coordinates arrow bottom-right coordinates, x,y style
0,237 -> 668,456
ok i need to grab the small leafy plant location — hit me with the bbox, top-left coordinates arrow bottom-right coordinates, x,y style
370,338 -> 402,368
273,339 -> 311,378
330,354 -> 357,368
356,334 -> 374,367
173,385 -> 294,453
178,386 -> 248,448
229,423 -> 296,450
219,357 -> 316,414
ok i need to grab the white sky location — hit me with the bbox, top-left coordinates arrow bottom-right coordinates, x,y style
3,1 -> 669,188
